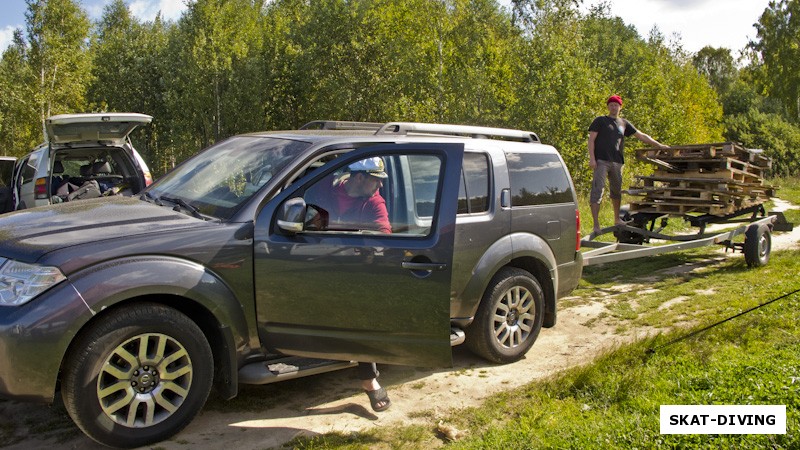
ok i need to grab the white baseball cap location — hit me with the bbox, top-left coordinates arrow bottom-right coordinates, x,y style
348,157 -> 388,178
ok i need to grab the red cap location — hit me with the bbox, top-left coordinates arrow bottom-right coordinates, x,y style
607,95 -> 623,105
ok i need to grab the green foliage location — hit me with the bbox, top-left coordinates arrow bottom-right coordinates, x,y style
260,0 -> 523,128
752,0 -> 800,122
512,1 -> 599,190
88,0 -> 173,174
168,0 -> 263,154
0,31 -> 39,155
25,0 -> 92,122
514,2 -> 723,193
0,0 -> 91,156
0,0 -> 790,182
724,108 -> 800,177
693,46 -> 736,95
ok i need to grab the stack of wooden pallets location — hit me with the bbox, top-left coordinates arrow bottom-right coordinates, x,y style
626,142 -> 774,216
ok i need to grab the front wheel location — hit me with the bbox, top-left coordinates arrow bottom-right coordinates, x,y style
62,303 -> 213,448
465,267 -> 545,364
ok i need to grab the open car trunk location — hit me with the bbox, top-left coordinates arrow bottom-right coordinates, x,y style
50,147 -> 144,203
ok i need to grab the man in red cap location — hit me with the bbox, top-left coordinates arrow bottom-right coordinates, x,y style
587,95 -> 668,236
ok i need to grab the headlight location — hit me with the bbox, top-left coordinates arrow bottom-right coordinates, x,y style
0,258 -> 66,306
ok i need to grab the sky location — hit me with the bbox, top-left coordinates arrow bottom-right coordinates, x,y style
0,0 -> 773,56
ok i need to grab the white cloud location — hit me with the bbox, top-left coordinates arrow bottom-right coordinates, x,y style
84,0 -> 109,19
128,0 -> 187,22
0,25 -> 19,54
649,0 -> 710,9
588,0 -> 770,53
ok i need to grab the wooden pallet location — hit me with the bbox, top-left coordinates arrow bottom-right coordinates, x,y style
630,198 -> 763,216
633,175 -> 773,194
629,142 -> 774,217
629,201 -> 736,216
635,142 -> 771,168
638,156 -> 766,178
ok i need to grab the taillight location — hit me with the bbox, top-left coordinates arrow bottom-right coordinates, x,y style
34,177 -> 48,199
144,171 -> 153,186
576,209 -> 581,250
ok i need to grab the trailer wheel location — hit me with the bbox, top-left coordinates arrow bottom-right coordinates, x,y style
744,223 -> 771,268
465,267 -> 544,364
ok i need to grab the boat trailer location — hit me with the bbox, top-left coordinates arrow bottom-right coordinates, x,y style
581,204 -> 794,267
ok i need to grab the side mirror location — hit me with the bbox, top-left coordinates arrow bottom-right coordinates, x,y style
277,197 -> 307,233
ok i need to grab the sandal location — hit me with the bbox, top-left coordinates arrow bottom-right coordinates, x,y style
365,387 -> 392,412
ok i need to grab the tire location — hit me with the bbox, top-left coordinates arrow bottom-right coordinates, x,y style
744,223 -> 771,268
465,267 -> 545,364
62,303 -> 213,448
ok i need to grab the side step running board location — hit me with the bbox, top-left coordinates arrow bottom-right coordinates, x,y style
451,327 -> 465,346
239,357 -> 357,385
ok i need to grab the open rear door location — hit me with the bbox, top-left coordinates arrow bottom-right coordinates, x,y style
45,113 -> 152,145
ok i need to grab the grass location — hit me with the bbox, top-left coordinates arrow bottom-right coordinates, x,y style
444,250 -> 800,449
291,177 -> 800,449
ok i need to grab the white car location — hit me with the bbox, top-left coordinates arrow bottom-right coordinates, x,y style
0,113 -> 154,212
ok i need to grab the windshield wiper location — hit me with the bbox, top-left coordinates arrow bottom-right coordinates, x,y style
140,191 -> 165,206
158,195 -> 205,220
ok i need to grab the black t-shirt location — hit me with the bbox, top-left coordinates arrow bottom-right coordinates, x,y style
589,116 -> 637,164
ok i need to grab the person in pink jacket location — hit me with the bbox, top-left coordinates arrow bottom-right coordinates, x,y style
309,157 -> 391,234
306,156 -> 392,411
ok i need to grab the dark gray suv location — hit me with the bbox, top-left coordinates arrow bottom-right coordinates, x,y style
0,121 -> 582,447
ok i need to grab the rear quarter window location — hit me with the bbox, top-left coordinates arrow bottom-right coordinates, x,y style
457,152 -> 490,214
20,154 -> 39,184
506,152 -> 573,206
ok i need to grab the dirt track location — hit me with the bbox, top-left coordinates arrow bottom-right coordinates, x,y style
2,202 -> 797,450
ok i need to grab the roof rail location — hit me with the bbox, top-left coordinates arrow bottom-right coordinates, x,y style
375,122 -> 540,143
299,120 -> 384,131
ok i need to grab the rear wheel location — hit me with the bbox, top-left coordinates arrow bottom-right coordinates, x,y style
62,303 -> 213,448
744,223 -> 771,268
465,267 -> 545,364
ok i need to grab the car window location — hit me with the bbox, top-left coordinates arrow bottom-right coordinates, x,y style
457,152 -> 490,214
147,136 -> 310,220
506,152 -> 574,206
19,155 -> 38,185
302,153 -> 443,236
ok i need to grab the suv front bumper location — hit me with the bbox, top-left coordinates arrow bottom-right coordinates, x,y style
0,280 -> 90,402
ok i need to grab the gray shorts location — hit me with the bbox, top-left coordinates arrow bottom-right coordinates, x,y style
590,160 -> 623,203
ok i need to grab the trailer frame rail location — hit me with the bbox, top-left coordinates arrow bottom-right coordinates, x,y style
581,212 -> 790,267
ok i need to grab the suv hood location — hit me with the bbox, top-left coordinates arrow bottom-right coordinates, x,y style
45,113 -> 153,145
0,196 -> 204,262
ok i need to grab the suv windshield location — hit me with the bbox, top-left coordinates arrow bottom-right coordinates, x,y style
146,136 -> 310,220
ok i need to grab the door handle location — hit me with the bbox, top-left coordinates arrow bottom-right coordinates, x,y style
402,261 -> 447,271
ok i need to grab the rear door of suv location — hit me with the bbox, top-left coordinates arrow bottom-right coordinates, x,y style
254,143 -> 464,368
